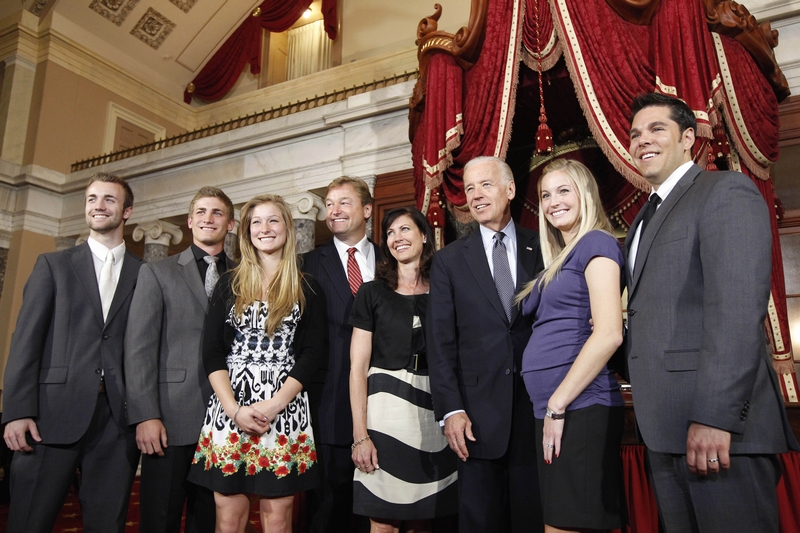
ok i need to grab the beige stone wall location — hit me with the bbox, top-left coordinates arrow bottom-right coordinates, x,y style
341,0 -> 470,63
25,61 -> 185,174
0,230 -> 56,401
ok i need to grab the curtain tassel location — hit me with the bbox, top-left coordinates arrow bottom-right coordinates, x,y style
536,106 -> 554,154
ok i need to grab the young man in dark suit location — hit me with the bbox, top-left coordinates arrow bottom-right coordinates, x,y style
125,186 -> 236,533
625,93 -> 799,533
302,176 -> 379,533
427,156 -> 544,533
3,172 -> 144,532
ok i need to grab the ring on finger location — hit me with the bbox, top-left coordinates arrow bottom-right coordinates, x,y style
545,443 -> 555,448
708,458 -> 719,463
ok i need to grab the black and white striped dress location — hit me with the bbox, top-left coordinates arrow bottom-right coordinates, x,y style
349,281 -> 458,520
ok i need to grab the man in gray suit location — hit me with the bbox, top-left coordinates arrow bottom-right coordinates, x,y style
3,173 -> 143,533
625,93 -> 799,533
125,186 -> 235,533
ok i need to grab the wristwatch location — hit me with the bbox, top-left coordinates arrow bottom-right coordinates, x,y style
545,407 -> 566,420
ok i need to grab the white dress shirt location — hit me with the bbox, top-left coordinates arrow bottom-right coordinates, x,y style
333,234 -> 376,283
87,237 -> 126,290
628,161 -> 693,272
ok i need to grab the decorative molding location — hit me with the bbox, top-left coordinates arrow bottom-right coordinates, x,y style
132,219 -> 183,246
410,0 -> 488,139
285,192 -> 325,221
169,0 -> 199,14
2,55 -> 37,72
54,236 -> 77,250
89,0 -> 140,27
103,102 -> 167,155
130,8 -> 176,50
704,0 -> 790,101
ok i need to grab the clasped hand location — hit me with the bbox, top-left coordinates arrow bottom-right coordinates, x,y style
233,399 -> 282,436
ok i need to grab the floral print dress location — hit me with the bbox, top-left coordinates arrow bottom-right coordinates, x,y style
189,301 -> 318,496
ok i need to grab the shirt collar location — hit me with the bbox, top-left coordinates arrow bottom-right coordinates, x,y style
652,161 -> 694,203
479,218 -> 516,251
87,237 -> 125,264
191,243 -> 226,263
333,234 -> 371,257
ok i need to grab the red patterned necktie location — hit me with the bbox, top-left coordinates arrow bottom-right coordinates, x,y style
347,247 -> 363,296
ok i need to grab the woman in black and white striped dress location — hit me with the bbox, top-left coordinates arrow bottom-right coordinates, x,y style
349,207 -> 458,532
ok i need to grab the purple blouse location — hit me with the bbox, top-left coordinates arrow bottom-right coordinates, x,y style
521,230 -> 624,419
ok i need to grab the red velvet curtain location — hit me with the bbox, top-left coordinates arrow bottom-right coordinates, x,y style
521,0 -> 559,72
184,0 -> 338,104
651,0 -> 722,140
550,0 -> 654,190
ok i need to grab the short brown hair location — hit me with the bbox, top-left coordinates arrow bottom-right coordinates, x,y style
326,177 -> 373,207
189,186 -> 234,220
87,172 -> 134,209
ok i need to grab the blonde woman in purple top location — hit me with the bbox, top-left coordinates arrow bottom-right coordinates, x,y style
517,159 -> 626,532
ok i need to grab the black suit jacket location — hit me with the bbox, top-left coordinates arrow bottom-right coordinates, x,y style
427,225 -> 544,459
302,239 -> 380,446
3,243 -> 144,444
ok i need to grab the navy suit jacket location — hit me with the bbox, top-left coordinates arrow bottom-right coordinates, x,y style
302,239 -> 380,446
427,225 -> 544,459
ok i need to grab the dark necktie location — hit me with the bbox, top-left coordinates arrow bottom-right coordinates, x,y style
203,256 -> 219,298
492,232 -> 514,322
638,193 -> 662,240
347,247 -> 363,296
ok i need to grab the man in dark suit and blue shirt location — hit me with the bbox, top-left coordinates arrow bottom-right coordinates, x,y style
625,93 -> 799,533
3,172 -> 144,533
302,176 -> 379,533
428,156 -> 545,533
125,186 -> 236,533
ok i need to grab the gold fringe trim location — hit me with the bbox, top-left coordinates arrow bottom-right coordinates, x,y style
550,0 -> 650,192
712,32 -> 772,180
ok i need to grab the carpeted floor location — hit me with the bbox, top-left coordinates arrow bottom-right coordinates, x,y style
0,477 -> 269,532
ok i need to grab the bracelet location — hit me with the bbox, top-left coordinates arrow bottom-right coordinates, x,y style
232,405 -> 241,425
351,435 -> 371,451
545,406 -> 566,420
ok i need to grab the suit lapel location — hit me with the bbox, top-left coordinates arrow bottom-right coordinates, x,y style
513,229 -> 539,324
105,251 -> 140,325
463,231 -> 508,323
69,244 -> 105,326
320,241 -> 353,305
629,164 -> 701,293
178,247 -> 209,311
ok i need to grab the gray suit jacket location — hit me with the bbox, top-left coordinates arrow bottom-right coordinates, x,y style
625,164 -> 798,454
3,243 -> 143,444
124,247 -> 236,446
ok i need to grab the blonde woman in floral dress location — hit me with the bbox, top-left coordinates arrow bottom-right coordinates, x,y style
189,194 -> 327,533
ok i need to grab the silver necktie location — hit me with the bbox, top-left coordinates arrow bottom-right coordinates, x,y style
203,256 -> 220,298
492,232 -> 514,322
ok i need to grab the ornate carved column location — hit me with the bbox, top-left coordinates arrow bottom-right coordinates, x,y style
0,56 -> 36,165
225,209 -> 239,260
0,230 -> 11,300
132,220 -> 183,262
362,176 -> 377,239
54,236 -> 78,251
285,192 -> 325,254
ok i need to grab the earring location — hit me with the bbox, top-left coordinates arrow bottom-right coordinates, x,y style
423,238 -> 427,243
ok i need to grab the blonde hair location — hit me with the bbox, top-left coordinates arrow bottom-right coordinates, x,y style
231,195 -> 305,336
516,159 -> 614,302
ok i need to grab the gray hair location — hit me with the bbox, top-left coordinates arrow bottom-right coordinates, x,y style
464,156 -> 514,184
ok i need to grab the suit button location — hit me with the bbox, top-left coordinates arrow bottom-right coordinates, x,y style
740,415 -> 746,421
102,335 -> 109,340
505,369 -> 511,375
95,368 -> 102,374
627,309 -> 636,316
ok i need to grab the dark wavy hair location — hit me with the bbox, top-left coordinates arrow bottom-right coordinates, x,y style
376,207 -> 435,290
630,92 -> 697,135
